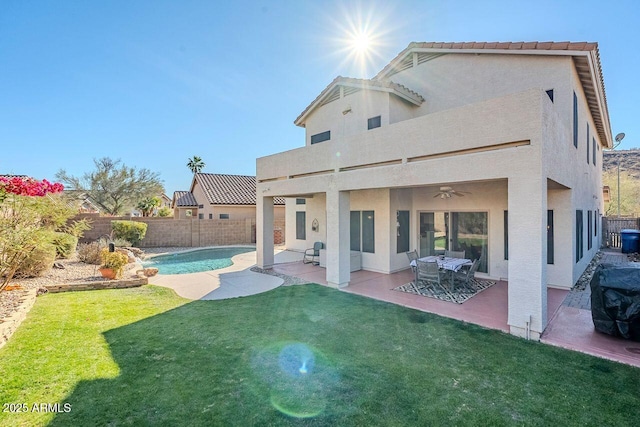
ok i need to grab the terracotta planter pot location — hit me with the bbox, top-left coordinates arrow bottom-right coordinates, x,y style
99,268 -> 119,280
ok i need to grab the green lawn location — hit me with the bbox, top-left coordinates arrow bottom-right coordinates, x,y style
1,285 -> 639,426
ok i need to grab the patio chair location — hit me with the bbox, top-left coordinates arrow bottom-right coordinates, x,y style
406,250 -> 419,272
416,259 -> 445,289
445,250 -> 465,259
303,241 -> 323,265
452,259 -> 480,290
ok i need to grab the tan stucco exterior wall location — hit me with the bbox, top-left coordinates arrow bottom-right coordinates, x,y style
257,51 -> 608,340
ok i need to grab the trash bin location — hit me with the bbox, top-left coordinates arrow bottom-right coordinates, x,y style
590,264 -> 640,341
620,229 -> 640,254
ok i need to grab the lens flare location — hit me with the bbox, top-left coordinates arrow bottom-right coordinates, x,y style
250,342 -> 342,419
278,343 -> 315,377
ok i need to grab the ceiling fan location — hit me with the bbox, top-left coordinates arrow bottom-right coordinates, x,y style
433,186 -> 470,199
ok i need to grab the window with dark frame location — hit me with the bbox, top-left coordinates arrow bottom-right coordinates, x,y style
576,210 -> 583,262
367,115 -> 381,130
350,210 -> 375,253
219,213 -> 229,219
588,210 -> 593,250
396,211 -> 409,253
592,137 -> 596,165
296,198 -> 306,205
296,211 -> 306,240
504,211 -> 508,260
198,213 -> 203,220
198,204 -> 204,209
310,130 -> 331,144
586,123 -> 590,164
545,89 -> 554,102
573,92 -> 578,148
209,213 -> 213,219
350,211 -> 361,251
595,209 -> 598,237
362,211 -> 375,253
547,210 -> 554,264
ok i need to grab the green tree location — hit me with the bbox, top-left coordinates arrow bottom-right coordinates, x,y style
602,169 -> 640,216
56,157 -> 164,216
157,206 -> 173,217
187,156 -> 205,174
136,196 -> 162,217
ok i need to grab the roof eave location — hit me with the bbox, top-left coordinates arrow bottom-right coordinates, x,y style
294,79 -> 423,127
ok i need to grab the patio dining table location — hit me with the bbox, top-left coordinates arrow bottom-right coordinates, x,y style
410,256 -> 473,288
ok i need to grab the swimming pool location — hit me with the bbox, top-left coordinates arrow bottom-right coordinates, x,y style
142,247 -> 254,275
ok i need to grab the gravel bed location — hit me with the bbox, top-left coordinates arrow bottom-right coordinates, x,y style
571,251 -> 603,291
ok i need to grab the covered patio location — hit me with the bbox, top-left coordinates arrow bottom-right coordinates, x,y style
270,255 -> 640,368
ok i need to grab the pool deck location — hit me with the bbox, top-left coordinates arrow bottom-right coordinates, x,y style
149,248 -> 301,300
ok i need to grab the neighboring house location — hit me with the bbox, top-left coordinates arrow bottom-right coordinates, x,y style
173,173 -> 285,220
256,41 -> 612,340
61,190 -> 102,214
160,193 -> 172,208
172,190 -> 199,219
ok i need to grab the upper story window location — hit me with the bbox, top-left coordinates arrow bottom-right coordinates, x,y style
219,213 -> 229,219
586,123 -> 590,164
573,91 -> 578,148
367,115 -> 381,130
311,131 -> 330,144
296,198 -> 306,205
545,89 -> 554,102
592,137 -> 596,165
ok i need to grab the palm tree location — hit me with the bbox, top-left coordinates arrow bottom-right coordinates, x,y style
187,156 -> 205,174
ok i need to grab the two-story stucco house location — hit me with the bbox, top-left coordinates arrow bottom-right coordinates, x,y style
256,41 -> 612,339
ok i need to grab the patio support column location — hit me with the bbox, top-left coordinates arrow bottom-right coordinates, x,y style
326,190 -> 350,288
257,195 -> 274,269
508,176 -> 547,340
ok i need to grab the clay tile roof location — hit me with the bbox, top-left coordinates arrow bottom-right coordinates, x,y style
173,191 -> 198,207
194,173 -> 285,206
294,76 -> 424,126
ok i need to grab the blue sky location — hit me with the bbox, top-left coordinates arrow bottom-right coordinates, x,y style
1,0 -> 638,195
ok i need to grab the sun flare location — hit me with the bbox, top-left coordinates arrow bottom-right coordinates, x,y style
351,32 -> 372,54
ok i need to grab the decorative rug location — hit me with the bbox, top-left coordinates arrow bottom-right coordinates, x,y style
393,278 -> 496,304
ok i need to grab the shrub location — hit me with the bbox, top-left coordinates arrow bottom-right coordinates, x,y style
157,206 -> 173,217
52,232 -> 78,259
77,242 -> 104,265
0,190 -> 71,290
112,238 -> 132,247
99,248 -> 129,279
111,220 -> 147,247
13,243 -> 57,278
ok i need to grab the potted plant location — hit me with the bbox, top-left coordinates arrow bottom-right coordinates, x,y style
99,249 -> 129,280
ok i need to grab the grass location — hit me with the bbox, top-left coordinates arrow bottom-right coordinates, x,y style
1,284 -> 639,426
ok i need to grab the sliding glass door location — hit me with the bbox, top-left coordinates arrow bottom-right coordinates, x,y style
419,211 -> 488,273
418,212 -> 448,257
451,212 -> 488,273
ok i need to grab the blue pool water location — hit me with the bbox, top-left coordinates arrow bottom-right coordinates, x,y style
142,247 -> 254,275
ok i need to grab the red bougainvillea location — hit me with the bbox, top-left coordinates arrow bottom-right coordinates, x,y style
0,176 -> 64,199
